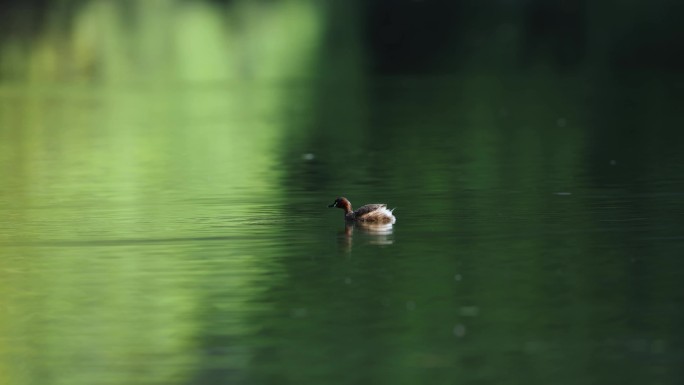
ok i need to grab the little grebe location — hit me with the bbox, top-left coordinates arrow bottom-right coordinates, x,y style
328,197 -> 396,224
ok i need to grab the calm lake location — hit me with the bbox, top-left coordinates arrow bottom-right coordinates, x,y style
1,3 -> 684,384
2,72 -> 683,385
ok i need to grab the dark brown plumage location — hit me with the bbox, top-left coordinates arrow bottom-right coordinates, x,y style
328,197 -> 396,224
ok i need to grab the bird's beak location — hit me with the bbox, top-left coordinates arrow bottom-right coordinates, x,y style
328,202 -> 336,208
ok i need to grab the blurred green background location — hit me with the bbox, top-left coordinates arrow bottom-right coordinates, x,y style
1,1 -> 683,385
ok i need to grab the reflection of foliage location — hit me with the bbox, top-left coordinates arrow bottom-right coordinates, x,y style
1,1 -> 683,384
361,1 -> 683,72
0,2 -> 324,385
0,0 -> 322,82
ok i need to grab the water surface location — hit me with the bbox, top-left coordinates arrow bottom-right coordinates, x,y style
1,70 -> 683,385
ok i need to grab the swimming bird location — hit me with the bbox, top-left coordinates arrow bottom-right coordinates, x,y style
328,197 -> 396,224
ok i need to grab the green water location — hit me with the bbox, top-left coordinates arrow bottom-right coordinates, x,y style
2,74 -> 683,385
2,2 -> 684,385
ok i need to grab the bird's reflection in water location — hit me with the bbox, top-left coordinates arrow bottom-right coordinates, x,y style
340,222 -> 394,253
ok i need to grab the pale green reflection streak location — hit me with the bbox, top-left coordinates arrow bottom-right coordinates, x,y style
4,0 -> 322,83
0,2 -> 322,385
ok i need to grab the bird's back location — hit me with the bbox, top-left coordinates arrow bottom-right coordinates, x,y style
353,204 -> 387,218
351,204 -> 396,224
